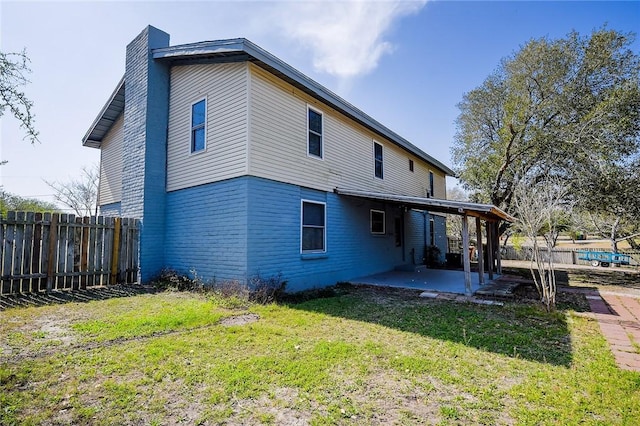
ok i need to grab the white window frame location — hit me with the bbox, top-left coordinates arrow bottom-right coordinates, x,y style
373,141 -> 384,179
307,105 -> 324,160
300,199 -> 327,253
190,97 -> 207,155
370,209 -> 386,234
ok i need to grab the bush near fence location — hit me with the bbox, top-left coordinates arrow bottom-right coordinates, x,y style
501,246 -> 640,267
0,211 -> 139,296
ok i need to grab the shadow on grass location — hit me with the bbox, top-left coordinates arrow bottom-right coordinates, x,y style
0,285 -> 158,311
286,284 -> 574,367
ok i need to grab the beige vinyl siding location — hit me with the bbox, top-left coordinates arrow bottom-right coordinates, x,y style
99,113 -> 123,205
167,62 -> 248,191
248,64 -> 447,198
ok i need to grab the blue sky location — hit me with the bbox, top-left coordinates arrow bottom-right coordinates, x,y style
1,1 -> 638,208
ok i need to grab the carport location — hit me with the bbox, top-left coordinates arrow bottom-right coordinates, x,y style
334,188 -> 515,295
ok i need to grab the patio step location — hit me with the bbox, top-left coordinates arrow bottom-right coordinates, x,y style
475,277 -> 523,298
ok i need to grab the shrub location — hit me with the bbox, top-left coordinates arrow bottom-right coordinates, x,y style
249,273 -> 287,304
152,269 -> 287,305
153,269 -> 205,292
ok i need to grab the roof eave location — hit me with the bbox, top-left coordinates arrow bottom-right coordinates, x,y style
82,76 -> 126,148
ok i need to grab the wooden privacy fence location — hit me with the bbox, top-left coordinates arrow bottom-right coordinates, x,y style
502,246 -> 640,267
1,212 -> 140,296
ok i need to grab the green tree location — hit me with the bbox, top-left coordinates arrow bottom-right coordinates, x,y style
0,191 -> 58,217
574,154 -> 640,251
1,49 -> 39,144
452,28 -> 640,233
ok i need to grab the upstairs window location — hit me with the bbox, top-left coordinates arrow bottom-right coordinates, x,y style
308,107 -> 323,159
191,99 -> 206,153
301,200 -> 326,253
409,159 -> 414,172
429,171 -> 435,198
374,141 -> 384,179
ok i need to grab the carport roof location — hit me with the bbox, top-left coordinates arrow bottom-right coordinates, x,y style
334,188 -> 514,222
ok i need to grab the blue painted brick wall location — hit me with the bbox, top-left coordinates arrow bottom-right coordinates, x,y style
99,202 -> 122,217
162,176 -> 449,292
164,178 -> 249,283
245,177 -> 404,292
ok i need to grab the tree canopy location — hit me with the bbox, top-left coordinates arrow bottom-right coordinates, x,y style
0,191 -> 58,217
451,27 -> 640,234
0,49 -> 39,144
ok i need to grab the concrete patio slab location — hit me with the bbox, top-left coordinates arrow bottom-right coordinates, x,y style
348,268 -> 492,294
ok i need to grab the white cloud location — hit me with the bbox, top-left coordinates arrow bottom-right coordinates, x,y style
270,0 -> 427,79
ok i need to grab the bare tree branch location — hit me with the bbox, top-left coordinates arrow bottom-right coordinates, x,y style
0,49 -> 39,144
513,177 -> 570,311
45,165 -> 98,217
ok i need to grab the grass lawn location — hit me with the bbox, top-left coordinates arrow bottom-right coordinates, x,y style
1,285 -> 639,425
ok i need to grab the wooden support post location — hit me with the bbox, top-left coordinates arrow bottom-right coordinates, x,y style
476,216 -> 484,285
486,221 -> 494,280
495,224 -> 502,274
46,214 -> 58,293
462,214 -> 472,296
110,218 -> 121,285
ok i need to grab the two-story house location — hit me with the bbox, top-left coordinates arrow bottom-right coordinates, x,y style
83,26 -> 508,292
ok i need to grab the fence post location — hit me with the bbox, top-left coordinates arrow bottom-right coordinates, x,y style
110,217 -> 121,285
80,217 -> 90,290
46,214 -> 59,293
0,216 -> 8,295
32,213 -> 43,293
12,212 -> 25,295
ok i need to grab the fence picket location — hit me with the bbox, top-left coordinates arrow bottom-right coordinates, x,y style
0,217 -> 4,295
73,217 -> 82,290
95,216 -> 105,286
1,213 -> 14,295
32,213 -> 44,292
79,217 -> 88,289
22,212 -> 35,293
46,213 -> 57,292
87,216 -> 96,288
12,212 -> 25,294
110,218 -> 121,284
57,214 -> 68,290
